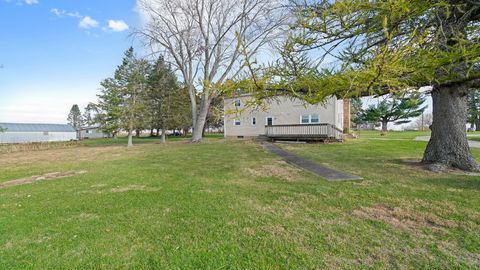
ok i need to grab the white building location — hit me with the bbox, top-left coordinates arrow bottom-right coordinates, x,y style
224,95 -> 349,141
77,126 -> 110,140
0,123 -> 77,144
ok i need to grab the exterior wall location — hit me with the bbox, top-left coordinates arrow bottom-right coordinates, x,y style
224,95 -> 343,137
78,129 -> 109,139
0,132 -> 77,144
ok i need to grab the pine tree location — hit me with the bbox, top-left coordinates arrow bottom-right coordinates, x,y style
362,93 -> 427,133
96,47 -> 150,146
263,0 -> 480,171
146,56 -> 191,143
67,104 -> 84,128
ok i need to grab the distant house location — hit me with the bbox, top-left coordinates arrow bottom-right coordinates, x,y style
224,95 -> 349,141
0,123 -> 77,144
77,126 -> 110,140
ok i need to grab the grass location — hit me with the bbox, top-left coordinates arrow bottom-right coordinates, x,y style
79,134 -> 224,147
0,133 -> 479,269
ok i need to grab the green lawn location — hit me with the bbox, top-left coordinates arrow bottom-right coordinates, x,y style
0,134 -> 479,269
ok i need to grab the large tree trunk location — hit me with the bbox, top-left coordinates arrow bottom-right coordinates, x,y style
191,96 -> 211,142
475,118 -> 480,131
188,84 -> 198,132
381,120 -> 388,133
422,86 -> 479,172
161,128 -> 166,144
127,130 -> 133,148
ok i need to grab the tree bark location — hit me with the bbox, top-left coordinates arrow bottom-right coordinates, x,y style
150,128 -> 154,137
475,118 -> 480,131
191,96 -> 211,142
127,130 -> 133,148
135,129 -> 141,138
381,120 -> 388,133
161,128 -> 166,144
188,84 -> 198,133
422,86 -> 480,171
156,128 -> 160,137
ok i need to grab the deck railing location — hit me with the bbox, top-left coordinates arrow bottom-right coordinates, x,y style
265,123 -> 344,141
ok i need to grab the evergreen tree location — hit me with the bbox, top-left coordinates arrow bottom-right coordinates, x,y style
83,102 -> 99,127
67,104 -> 84,128
247,0 -> 480,171
361,93 -> 427,133
350,98 -> 364,130
96,47 -> 150,146
147,56 -> 191,143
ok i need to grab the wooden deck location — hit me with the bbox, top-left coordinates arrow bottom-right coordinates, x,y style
264,123 -> 344,142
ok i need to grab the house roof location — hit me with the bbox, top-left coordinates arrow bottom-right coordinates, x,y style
0,123 -> 76,132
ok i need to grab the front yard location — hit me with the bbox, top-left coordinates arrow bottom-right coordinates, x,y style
0,134 -> 479,269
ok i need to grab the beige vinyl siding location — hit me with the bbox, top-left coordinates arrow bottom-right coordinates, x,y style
224,95 -> 343,137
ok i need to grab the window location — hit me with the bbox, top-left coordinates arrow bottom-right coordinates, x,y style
301,114 -> 320,124
301,115 -> 310,124
234,99 -> 241,107
43,131 -> 49,136
234,119 -> 241,126
252,117 -> 256,125
266,117 -> 273,126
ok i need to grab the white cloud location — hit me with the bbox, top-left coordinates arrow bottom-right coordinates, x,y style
107,20 -> 129,32
67,11 -> 81,18
79,16 -> 99,29
51,8 -> 82,18
25,0 -> 38,5
50,8 -> 65,17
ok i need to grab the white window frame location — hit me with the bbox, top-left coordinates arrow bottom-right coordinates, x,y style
234,118 -> 241,126
300,115 -> 310,124
265,116 -> 274,126
252,117 -> 257,125
300,114 -> 320,124
310,114 -> 320,123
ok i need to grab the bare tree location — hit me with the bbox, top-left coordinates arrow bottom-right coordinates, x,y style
136,0 -> 288,142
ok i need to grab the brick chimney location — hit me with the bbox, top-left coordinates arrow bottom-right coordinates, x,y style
343,99 -> 351,132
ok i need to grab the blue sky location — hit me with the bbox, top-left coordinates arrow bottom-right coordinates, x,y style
0,0 -> 141,123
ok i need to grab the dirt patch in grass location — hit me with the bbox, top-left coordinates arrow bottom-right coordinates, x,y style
246,161 -> 303,181
0,145 -> 144,168
353,205 -> 456,232
0,171 -> 87,189
110,185 -> 160,193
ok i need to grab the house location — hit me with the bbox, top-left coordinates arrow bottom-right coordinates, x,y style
223,95 -> 350,141
77,126 -> 110,140
0,123 -> 77,144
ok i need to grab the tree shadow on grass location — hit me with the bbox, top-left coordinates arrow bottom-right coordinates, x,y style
392,158 -> 480,191
421,176 -> 480,191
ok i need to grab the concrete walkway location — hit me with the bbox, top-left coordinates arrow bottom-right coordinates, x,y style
415,136 -> 480,149
262,142 -> 363,181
